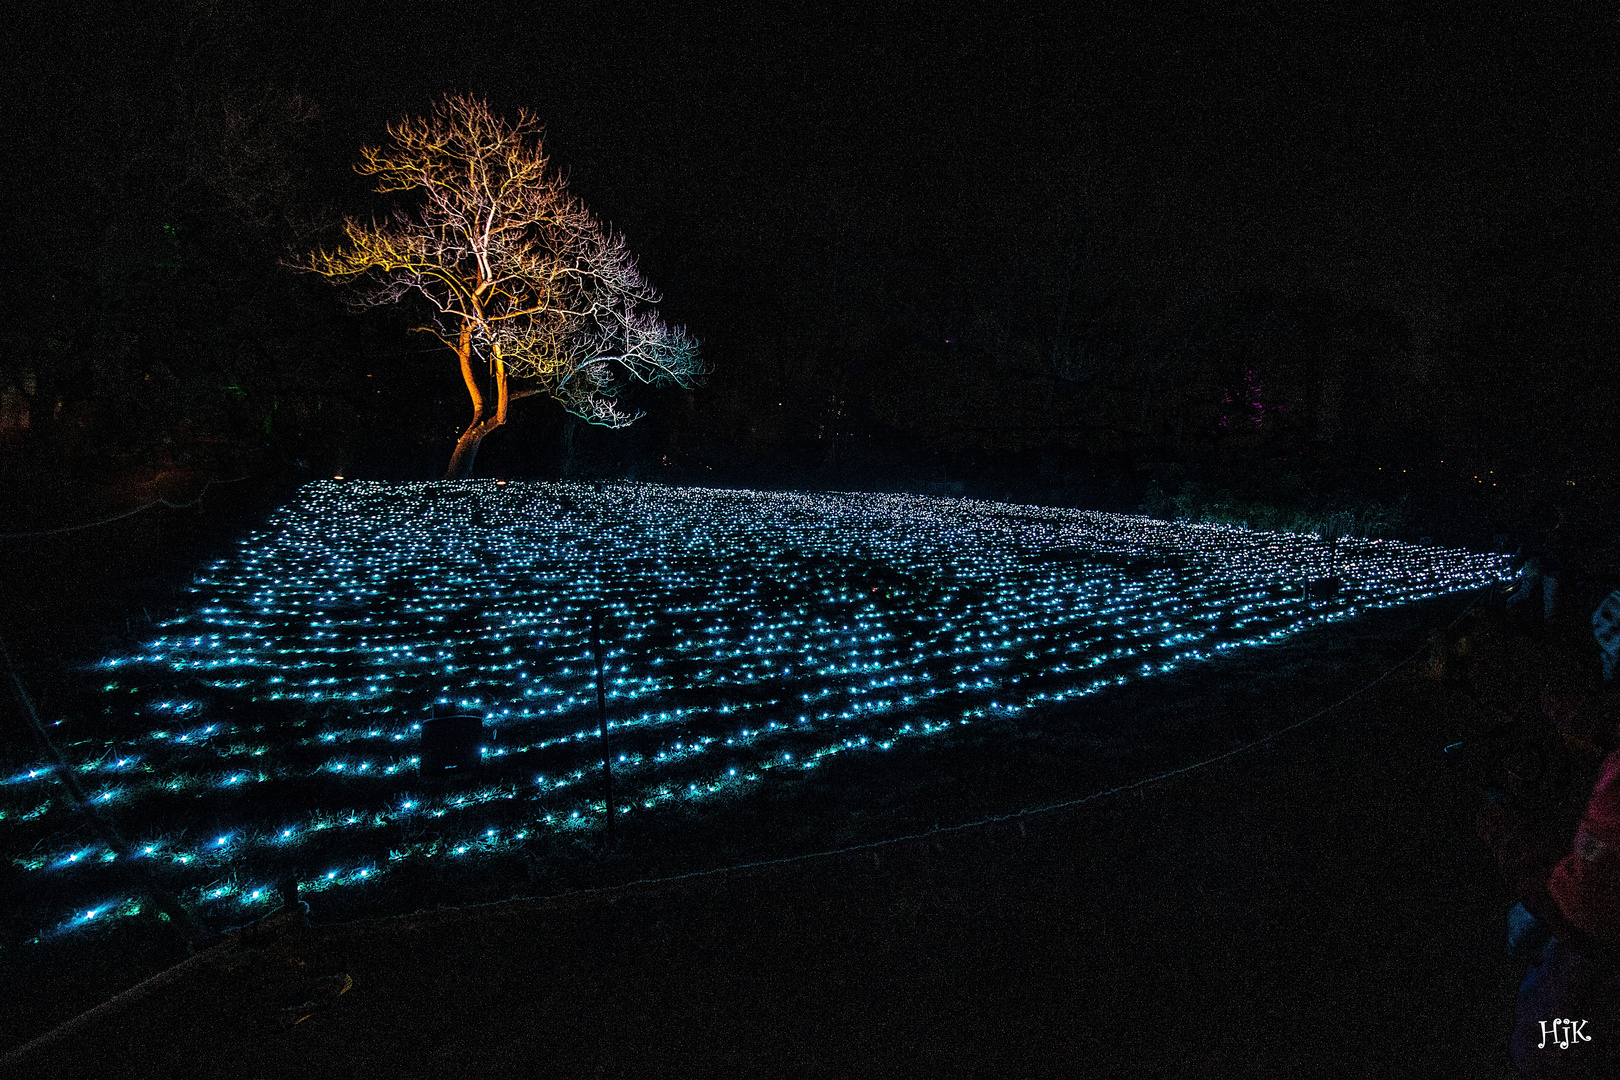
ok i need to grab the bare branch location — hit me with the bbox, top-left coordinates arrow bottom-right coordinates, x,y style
292,92 -> 703,475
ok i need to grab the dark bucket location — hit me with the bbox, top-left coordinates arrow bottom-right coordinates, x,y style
421,715 -> 484,775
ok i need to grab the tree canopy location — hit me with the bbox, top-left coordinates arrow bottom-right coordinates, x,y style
299,94 -> 703,478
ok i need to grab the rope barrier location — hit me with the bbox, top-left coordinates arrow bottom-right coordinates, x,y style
0,475 -> 252,541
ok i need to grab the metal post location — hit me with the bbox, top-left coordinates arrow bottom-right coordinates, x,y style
590,605 -> 614,839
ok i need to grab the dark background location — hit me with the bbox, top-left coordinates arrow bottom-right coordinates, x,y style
2,0 -> 1616,549
0,9 -> 1613,1070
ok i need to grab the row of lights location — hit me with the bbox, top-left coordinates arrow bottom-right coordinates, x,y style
5,481 -> 1509,938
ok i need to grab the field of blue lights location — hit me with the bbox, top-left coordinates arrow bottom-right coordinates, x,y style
3,481 -> 1511,941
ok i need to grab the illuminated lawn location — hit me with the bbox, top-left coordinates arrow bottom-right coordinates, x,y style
3,481 -> 1509,941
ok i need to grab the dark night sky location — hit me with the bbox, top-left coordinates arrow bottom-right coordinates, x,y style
4,1 -> 1619,494
9,1 -> 1616,310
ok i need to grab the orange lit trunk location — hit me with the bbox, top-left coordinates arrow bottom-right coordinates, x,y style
443,329 -> 511,480
444,420 -> 488,480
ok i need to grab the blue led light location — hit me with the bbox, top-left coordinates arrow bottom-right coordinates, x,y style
2,480 -> 1509,937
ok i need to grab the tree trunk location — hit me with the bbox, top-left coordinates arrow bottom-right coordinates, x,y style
443,339 -> 516,480
444,420 -> 487,480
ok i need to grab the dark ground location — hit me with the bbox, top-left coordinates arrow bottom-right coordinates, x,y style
0,469 -> 1560,1078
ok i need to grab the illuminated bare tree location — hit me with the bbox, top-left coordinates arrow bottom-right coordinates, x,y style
297,94 -> 703,478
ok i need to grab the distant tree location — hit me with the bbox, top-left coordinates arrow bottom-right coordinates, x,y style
297,94 -> 703,478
